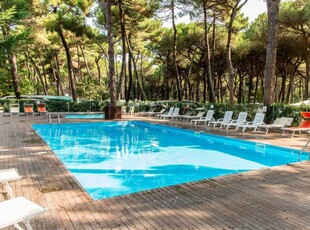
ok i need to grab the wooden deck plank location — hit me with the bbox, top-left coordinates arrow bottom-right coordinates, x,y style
1,116 -> 310,230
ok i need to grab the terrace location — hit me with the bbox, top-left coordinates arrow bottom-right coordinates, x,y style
0,115 -> 310,229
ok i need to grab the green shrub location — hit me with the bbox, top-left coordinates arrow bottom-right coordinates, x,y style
0,99 -> 103,113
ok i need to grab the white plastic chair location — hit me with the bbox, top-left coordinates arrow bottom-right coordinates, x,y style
157,107 -> 174,119
121,106 -> 127,114
208,111 -> 233,127
256,117 -> 293,134
0,168 -> 46,230
129,106 -> 135,115
221,112 -> 248,130
139,107 -> 155,116
0,105 -> 4,116
236,112 -> 265,132
190,110 -> 215,125
0,197 -> 46,230
182,111 -> 205,122
161,107 -> 180,119
0,168 -> 22,199
177,110 -> 193,120
150,108 -> 166,117
10,104 -> 20,116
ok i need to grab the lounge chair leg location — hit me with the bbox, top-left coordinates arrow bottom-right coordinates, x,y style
23,220 -> 34,230
292,131 -> 295,138
14,223 -> 26,230
3,182 -> 15,199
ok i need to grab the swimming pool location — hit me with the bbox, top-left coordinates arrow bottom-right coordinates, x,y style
32,121 -> 308,200
64,114 -> 105,119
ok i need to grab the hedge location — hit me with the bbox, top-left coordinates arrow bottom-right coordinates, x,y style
0,99 -> 307,125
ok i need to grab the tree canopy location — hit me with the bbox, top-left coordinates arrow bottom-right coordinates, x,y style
0,0 -> 309,105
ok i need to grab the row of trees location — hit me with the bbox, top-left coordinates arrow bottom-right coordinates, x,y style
0,0 -> 309,109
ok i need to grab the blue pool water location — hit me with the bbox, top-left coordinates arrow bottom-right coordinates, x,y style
32,121 -> 308,200
64,114 -> 104,119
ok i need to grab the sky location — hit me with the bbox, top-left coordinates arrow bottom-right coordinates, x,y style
163,0 -> 267,28
241,0 -> 267,23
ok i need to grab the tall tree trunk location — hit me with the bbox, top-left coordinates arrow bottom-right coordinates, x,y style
226,9 -> 237,108
195,72 -> 200,102
28,53 -> 48,95
37,50 -> 49,94
117,0 -> 127,100
54,51 -> 65,95
9,53 -> 21,99
202,0 -> 216,103
247,61 -> 253,102
95,56 -> 102,85
57,27 -> 77,101
279,60 -> 287,103
263,0 -> 280,106
226,0 -> 248,107
104,0 -> 117,109
165,54 -> 170,100
304,50 -> 310,100
171,0 -> 182,101
79,44 -> 92,79
51,64 -> 60,95
76,45 -> 81,79
126,36 -> 146,100
211,12 -> 216,85
2,26 -> 21,99
126,48 -> 133,101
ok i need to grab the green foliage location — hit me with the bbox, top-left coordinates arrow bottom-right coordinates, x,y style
266,104 -> 305,126
0,6 -> 16,27
0,99 -> 103,112
44,100 -> 102,112
0,0 -> 308,105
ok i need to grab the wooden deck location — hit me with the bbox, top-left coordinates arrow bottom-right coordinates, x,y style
1,115 -> 310,230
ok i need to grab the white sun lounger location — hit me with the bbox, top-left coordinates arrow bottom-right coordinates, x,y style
161,107 -> 180,119
208,111 -> 233,127
157,107 -> 174,119
221,112 -> 248,129
0,168 -> 22,199
190,110 -> 215,125
0,197 -> 46,230
281,119 -> 310,137
176,110 -> 193,120
149,108 -> 166,117
10,104 -> 20,116
182,111 -> 205,122
139,107 -> 155,116
256,117 -> 293,134
236,112 -> 265,132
